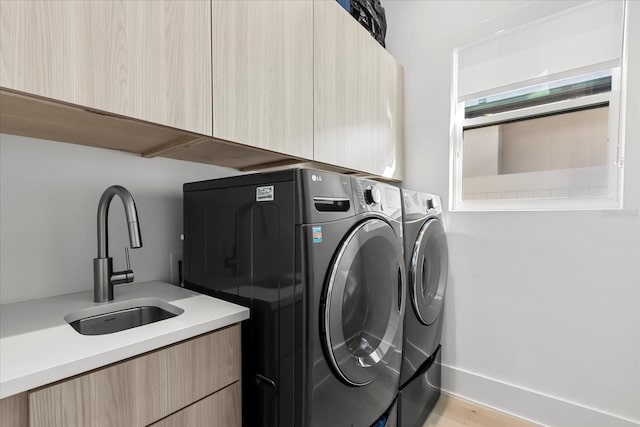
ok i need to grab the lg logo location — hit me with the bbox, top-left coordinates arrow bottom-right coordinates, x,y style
311,174 -> 323,182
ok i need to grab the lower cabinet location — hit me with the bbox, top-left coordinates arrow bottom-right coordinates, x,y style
150,382 -> 240,427
0,393 -> 28,427
0,324 -> 241,427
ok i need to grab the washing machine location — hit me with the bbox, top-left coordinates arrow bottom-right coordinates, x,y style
183,169 -> 406,427
397,190 -> 449,427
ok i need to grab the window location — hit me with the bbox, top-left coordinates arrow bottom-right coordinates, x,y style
450,1 -> 628,211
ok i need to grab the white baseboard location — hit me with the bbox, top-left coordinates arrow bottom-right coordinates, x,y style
441,363 -> 640,427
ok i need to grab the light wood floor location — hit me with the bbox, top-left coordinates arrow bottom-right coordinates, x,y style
423,395 -> 539,427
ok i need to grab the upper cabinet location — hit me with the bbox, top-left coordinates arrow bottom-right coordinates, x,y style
0,0 -> 212,136
313,0 -> 404,181
0,0 -> 404,181
211,0 -> 314,160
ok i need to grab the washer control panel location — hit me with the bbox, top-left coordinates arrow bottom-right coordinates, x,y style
352,178 -> 402,220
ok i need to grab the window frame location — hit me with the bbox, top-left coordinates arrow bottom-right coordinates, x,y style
449,51 -> 628,213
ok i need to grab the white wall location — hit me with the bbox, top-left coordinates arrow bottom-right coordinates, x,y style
0,134 -> 236,304
384,1 -> 640,426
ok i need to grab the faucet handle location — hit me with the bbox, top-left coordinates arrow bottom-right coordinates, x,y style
112,247 -> 134,286
125,247 -> 131,271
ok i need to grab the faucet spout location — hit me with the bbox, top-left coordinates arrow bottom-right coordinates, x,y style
97,185 -> 143,258
94,185 -> 143,302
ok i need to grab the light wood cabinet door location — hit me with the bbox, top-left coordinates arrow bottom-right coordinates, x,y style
150,382 -> 241,427
0,393 -> 28,427
0,0 -> 212,136
212,0 -> 314,159
28,325 -> 241,427
313,0 -> 404,180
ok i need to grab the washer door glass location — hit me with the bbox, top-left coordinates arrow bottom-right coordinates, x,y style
323,218 -> 405,386
410,218 -> 448,326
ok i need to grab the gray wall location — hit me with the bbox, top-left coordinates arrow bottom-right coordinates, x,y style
384,0 -> 640,425
0,134 -> 236,303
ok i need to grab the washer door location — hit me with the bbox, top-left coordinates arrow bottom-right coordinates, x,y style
410,218 -> 448,326
323,218 -> 405,386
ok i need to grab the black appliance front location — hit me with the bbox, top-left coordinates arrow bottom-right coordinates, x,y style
398,345 -> 441,427
305,216 -> 405,426
400,214 -> 448,386
183,169 -> 404,427
322,218 -> 403,386
184,170 -> 300,427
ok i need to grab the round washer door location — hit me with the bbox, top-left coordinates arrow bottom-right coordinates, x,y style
410,217 -> 448,326
323,218 -> 405,386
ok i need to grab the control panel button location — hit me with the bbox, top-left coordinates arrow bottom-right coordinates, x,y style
426,198 -> 435,210
364,185 -> 381,205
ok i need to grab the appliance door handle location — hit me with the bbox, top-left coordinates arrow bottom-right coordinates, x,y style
398,266 -> 403,312
255,374 -> 277,393
313,197 -> 351,212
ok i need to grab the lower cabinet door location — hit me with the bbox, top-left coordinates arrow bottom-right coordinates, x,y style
0,393 -> 28,427
28,324 -> 241,427
150,382 -> 241,427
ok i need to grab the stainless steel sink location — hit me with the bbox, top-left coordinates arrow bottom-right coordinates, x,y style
65,298 -> 184,336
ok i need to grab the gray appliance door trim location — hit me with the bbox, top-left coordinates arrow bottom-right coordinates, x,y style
324,218 -> 405,386
410,217 -> 448,326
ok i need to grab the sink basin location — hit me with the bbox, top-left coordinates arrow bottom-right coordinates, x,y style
65,298 -> 184,336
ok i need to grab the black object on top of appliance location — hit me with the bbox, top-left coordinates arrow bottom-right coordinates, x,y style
350,0 -> 387,47
183,169 -> 406,427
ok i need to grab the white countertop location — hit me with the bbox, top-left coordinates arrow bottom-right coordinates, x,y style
0,281 -> 249,399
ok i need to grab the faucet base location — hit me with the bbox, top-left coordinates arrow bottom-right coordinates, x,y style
94,257 -> 113,302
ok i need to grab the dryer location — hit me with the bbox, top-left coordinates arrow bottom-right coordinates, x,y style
183,169 -> 406,427
397,190 -> 449,427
